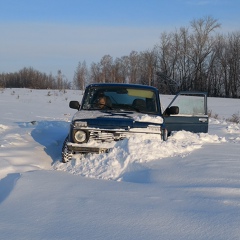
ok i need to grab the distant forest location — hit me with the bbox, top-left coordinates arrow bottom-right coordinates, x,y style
1,16 -> 240,98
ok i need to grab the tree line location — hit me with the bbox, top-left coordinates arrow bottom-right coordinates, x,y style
1,16 -> 240,98
0,68 -> 71,89
73,17 -> 240,98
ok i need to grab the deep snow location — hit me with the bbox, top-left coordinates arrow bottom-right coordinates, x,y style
0,88 -> 240,240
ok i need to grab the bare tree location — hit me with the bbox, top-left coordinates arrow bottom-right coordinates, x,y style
113,56 -> 129,83
73,61 -> 88,90
99,55 -> 113,83
90,62 -> 101,83
128,51 -> 140,84
228,32 -> 240,97
138,50 -> 157,86
188,16 -> 221,90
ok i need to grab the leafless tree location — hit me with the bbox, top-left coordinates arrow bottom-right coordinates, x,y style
186,17 -> 220,91
128,51 -> 140,84
113,56 -> 129,83
73,61 -> 88,90
89,62 -> 101,83
138,50 -> 157,86
99,55 -> 113,83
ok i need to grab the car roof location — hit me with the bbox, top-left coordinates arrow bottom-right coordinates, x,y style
86,83 -> 159,92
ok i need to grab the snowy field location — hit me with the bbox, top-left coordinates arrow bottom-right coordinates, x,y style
0,88 -> 240,240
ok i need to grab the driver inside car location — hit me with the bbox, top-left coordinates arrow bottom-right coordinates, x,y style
98,95 -> 107,109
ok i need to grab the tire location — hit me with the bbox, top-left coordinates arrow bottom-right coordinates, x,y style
162,129 -> 168,141
61,136 -> 73,163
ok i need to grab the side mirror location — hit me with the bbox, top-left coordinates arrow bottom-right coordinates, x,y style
165,106 -> 179,115
69,101 -> 80,110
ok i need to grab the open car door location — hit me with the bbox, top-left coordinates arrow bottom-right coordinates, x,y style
163,92 -> 208,134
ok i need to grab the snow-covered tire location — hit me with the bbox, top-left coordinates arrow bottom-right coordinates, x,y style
62,137 -> 73,163
162,129 -> 168,141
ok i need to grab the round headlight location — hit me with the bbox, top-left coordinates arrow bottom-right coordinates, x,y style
74,130 -> 87,143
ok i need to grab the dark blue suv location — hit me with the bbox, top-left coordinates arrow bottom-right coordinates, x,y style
62,83 -> 208,162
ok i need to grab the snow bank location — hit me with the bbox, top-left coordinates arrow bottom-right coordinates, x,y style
53,130 -> 226,181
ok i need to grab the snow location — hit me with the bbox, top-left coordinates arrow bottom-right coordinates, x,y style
0,88 -> 240,240
133,114 -> 164,123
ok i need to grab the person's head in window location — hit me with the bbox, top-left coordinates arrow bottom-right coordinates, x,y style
98,96 -> 107,109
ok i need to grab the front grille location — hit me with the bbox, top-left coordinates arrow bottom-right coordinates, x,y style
89,130 -> 127,142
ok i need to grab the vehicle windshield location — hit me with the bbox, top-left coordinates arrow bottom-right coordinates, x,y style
81,86 -> 158,114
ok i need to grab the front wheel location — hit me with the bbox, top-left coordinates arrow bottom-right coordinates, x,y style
162,129 -> 168,141
62,136 -> 73,163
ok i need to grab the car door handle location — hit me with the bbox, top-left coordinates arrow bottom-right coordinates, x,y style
199,118 -> 208,122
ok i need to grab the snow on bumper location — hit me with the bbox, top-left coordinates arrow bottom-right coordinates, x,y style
67,144 -> 110,153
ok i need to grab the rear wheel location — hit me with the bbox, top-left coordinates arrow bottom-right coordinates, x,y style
62,136 -> 73,163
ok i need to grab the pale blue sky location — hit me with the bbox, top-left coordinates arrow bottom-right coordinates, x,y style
0,0 -> 239,81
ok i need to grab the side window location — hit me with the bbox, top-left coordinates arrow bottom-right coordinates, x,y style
169,94 -> 206,116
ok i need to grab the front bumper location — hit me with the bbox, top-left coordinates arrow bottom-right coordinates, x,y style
67,143 -> 110,154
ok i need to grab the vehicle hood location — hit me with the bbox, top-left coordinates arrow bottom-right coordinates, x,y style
72,110 -> 163,128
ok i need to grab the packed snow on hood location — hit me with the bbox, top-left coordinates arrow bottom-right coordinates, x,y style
0,88 -> 240,240
72,110 -> 164,124
133,114 -> 163,123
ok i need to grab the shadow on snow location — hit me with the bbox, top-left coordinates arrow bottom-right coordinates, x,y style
17,120 -> 69,164
0,173 -> 21,204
